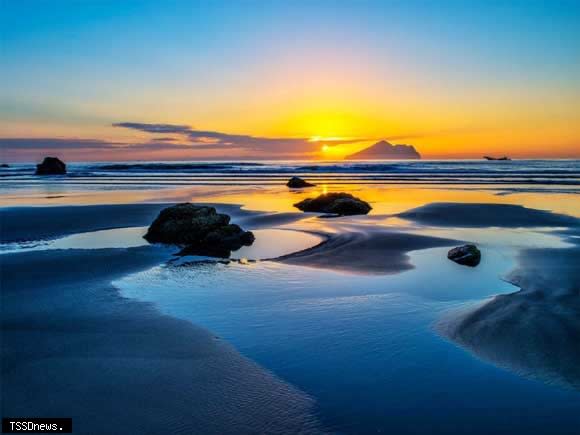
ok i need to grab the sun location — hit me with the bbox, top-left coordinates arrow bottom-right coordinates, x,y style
321,144 -> 330,152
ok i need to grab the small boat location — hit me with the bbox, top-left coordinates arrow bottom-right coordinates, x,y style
484,156 -> 511,161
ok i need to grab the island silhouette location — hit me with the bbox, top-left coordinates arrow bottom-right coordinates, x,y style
346,140 -> 421,160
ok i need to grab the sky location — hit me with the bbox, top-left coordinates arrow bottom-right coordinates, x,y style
1,0 -> 579,161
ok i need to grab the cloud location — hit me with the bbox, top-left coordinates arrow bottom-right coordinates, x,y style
0,137 -> 241,152
153,137 -> 179,142
0,122 -> 375,161
112,122 -> 192,134
0,138 -> 123,150
113,121 -> 364,154
0,136 -> 248,162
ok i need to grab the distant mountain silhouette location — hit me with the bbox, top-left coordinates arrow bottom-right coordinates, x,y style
346,140 -> 421,160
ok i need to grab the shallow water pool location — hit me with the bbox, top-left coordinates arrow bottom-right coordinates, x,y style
114,245 -> 580,434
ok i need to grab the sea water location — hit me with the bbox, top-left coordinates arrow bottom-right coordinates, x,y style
114,243 -> 580,434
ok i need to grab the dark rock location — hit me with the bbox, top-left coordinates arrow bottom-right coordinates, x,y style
196,224 -> 255,253
484,156 -> 511,161
144,203 -> 254,257
287,176 -> 315,188
447,244 -> 481,267
294,193 -> 371,216
36,157 -> 67,175
144,203 -> 228,244
0,164 -> 9,168
325,198 -> 370,215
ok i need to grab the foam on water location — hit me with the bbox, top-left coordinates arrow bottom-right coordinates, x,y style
3,160 -> 579,189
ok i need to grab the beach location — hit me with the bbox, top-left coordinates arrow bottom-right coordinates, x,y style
4,0 -> 580,431
1,160 -> 580,434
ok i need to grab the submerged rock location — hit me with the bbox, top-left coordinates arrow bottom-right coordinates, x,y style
144,203 -> 254,257
294,193 -> 371,216
287,176 -> 315,188
447,244 -> 481,267
36,157 -> 67,175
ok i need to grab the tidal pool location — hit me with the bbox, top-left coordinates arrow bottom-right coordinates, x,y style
114,245 -> 580,434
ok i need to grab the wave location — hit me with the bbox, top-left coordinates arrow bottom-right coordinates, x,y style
94,162 -> 265,171
2,160 -> 579,188
84,160 -> 580,175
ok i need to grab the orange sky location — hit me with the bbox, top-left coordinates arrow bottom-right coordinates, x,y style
1,1 -> 579,161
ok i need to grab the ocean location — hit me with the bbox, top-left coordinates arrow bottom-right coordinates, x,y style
2,159 -> 580,188
1,158 -> 579,434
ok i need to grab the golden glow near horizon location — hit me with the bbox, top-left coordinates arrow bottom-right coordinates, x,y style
3,56 -> 579,161
2,2 -> 580,161
2,57 -> 579,161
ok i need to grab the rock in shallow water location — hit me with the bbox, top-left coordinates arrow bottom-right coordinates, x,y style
35,157 -> 67,175
294,192 -> 371,216
179,224 -> 255,257
144,203 -> 254,257
286,176 -> 315,188
447,244 -> 481,267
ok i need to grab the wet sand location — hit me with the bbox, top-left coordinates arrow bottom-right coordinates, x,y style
0,204 -> 167,243
277,225 -> 459,274
437,237 -> 580,390
1,205 -> 324,434
2,199 -> 580,434
1,250 -> 324,434
0,203 -> 306,243
398,202 -> 579,228
431,203 -> 580,389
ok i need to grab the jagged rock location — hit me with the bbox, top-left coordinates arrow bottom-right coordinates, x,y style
36,157 -> 67,175
447,244 -> 481,267
294,193 -> 371,216
287,176 -> 315,188
144,203 -> 254,257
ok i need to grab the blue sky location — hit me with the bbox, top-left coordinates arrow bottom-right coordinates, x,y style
1,0 -> 579,160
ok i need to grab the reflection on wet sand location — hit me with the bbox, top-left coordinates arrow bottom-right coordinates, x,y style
438,229 -> 580,390
3,183 -> 580,218
205,184 -> 580,217
277,224 -> 459,274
